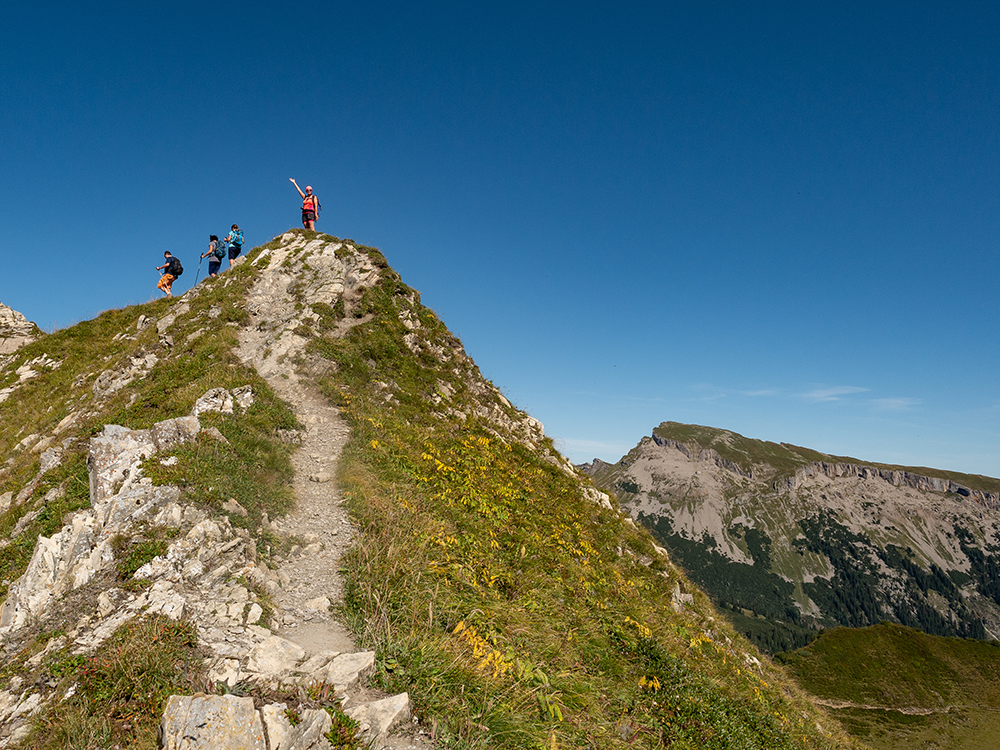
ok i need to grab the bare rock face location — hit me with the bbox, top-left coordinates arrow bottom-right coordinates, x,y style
160,694 -> 266,750
590,424 -> 1000,647
0,301 -> 37,355
346,692 -> 412,744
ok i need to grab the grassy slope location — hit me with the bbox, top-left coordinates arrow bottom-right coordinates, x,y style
280,235 -> 863,749
778,623 -> 1000,750
0,232 -> 862,749
651,422 -> 1000,494
0,252 -> 305,749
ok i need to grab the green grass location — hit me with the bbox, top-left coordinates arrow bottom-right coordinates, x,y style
777,623 -> 1000,750
285,255 -> 863,749
777,622 -> 1000,707
26,616 -> 205,750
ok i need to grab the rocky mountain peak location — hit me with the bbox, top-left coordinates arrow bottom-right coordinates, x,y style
0,233 -> 856,750
587,422 -> 1000,654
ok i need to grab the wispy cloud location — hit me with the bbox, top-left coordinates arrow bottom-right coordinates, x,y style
689,384 -> 782,402
871,397 -> 921,412
688,382 -> 920,414
689,384 -> 728,403
800,386 -> 870,403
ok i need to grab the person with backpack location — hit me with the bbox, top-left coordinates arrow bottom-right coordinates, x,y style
156,251 -> 183,296
225,224 -> 244,268
200,235 -> 227,277
290,178 -> 320,231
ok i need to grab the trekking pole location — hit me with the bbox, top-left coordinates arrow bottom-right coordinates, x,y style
194,255 -> 203,285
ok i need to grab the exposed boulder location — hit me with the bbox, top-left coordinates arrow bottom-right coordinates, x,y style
160,694 -> 266,750
0,301 -> 37,355
346,692 -> 411,745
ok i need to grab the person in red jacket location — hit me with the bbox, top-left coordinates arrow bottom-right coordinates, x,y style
290,178 -> 319,231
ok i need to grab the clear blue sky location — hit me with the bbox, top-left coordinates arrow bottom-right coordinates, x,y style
3,2 -> 999,477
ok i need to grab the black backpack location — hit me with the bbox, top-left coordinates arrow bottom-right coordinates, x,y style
168,257 -> 184,276
213,240 -> 228,259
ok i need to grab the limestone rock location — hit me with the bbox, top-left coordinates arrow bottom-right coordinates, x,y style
232,385 -> 255,410
297,650 -> 340,674
0,513 -> 105,630
581,486 -> 614,511
193,388 -> 234,417
160,694 -> 266,750
203,426 -> 230,444
346,693 -> 411,744
261,702 -> 333,750
222,498 -> 248,517
151,416 -> 201,451
311,650 -> 376,691
246,635 -> 307,677
39,447 -> 63,473
92,352 -> 159,399
303,596 -> 330,612
87,424 -> 157,507
193,386 -> 254,418
0,301 -> 37,355
155,303 -> 190,335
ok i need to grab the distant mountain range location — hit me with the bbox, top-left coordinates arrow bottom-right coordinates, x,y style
582,422 -> 1000,653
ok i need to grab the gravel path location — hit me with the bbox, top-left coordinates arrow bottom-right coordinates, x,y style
257,373 -> 357,654
234,240 -> 434,748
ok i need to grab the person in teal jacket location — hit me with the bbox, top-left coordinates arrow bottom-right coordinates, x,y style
225,225 -> 244,269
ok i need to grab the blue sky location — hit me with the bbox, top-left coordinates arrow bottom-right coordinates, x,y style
3,1 -> 999,476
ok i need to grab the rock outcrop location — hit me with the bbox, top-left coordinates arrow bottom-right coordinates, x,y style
777,460 -> 1000,511
0,377 -> 410,747
0,301 -> 37,356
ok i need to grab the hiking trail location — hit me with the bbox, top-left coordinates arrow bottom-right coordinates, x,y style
236,234 -> 434,748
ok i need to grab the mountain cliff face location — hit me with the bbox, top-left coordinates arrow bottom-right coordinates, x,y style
0,235 -> 860,749
583,422 -> 1000,653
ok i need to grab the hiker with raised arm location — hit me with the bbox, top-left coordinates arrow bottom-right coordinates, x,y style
290,179 -> 320,231
200,235 -> 226,278
225,224 -> 244,269
156,251 -> 183,296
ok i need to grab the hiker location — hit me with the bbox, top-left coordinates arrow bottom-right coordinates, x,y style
200,235 -> 226,278
225,224 -> 244,268
290,179 -> 320,230
156,251 -> 183,296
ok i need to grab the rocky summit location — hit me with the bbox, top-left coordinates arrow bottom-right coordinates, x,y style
583,422 -> 1000,653
0,232 -> 859,750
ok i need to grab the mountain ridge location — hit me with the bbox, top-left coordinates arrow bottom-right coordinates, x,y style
584,421 -> 1000,653
0,232 -> 859,749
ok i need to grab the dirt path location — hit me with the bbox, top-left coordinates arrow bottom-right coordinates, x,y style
812,698 -> 1000,715
255,372 -> 357,654
234,239 -> 434,748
